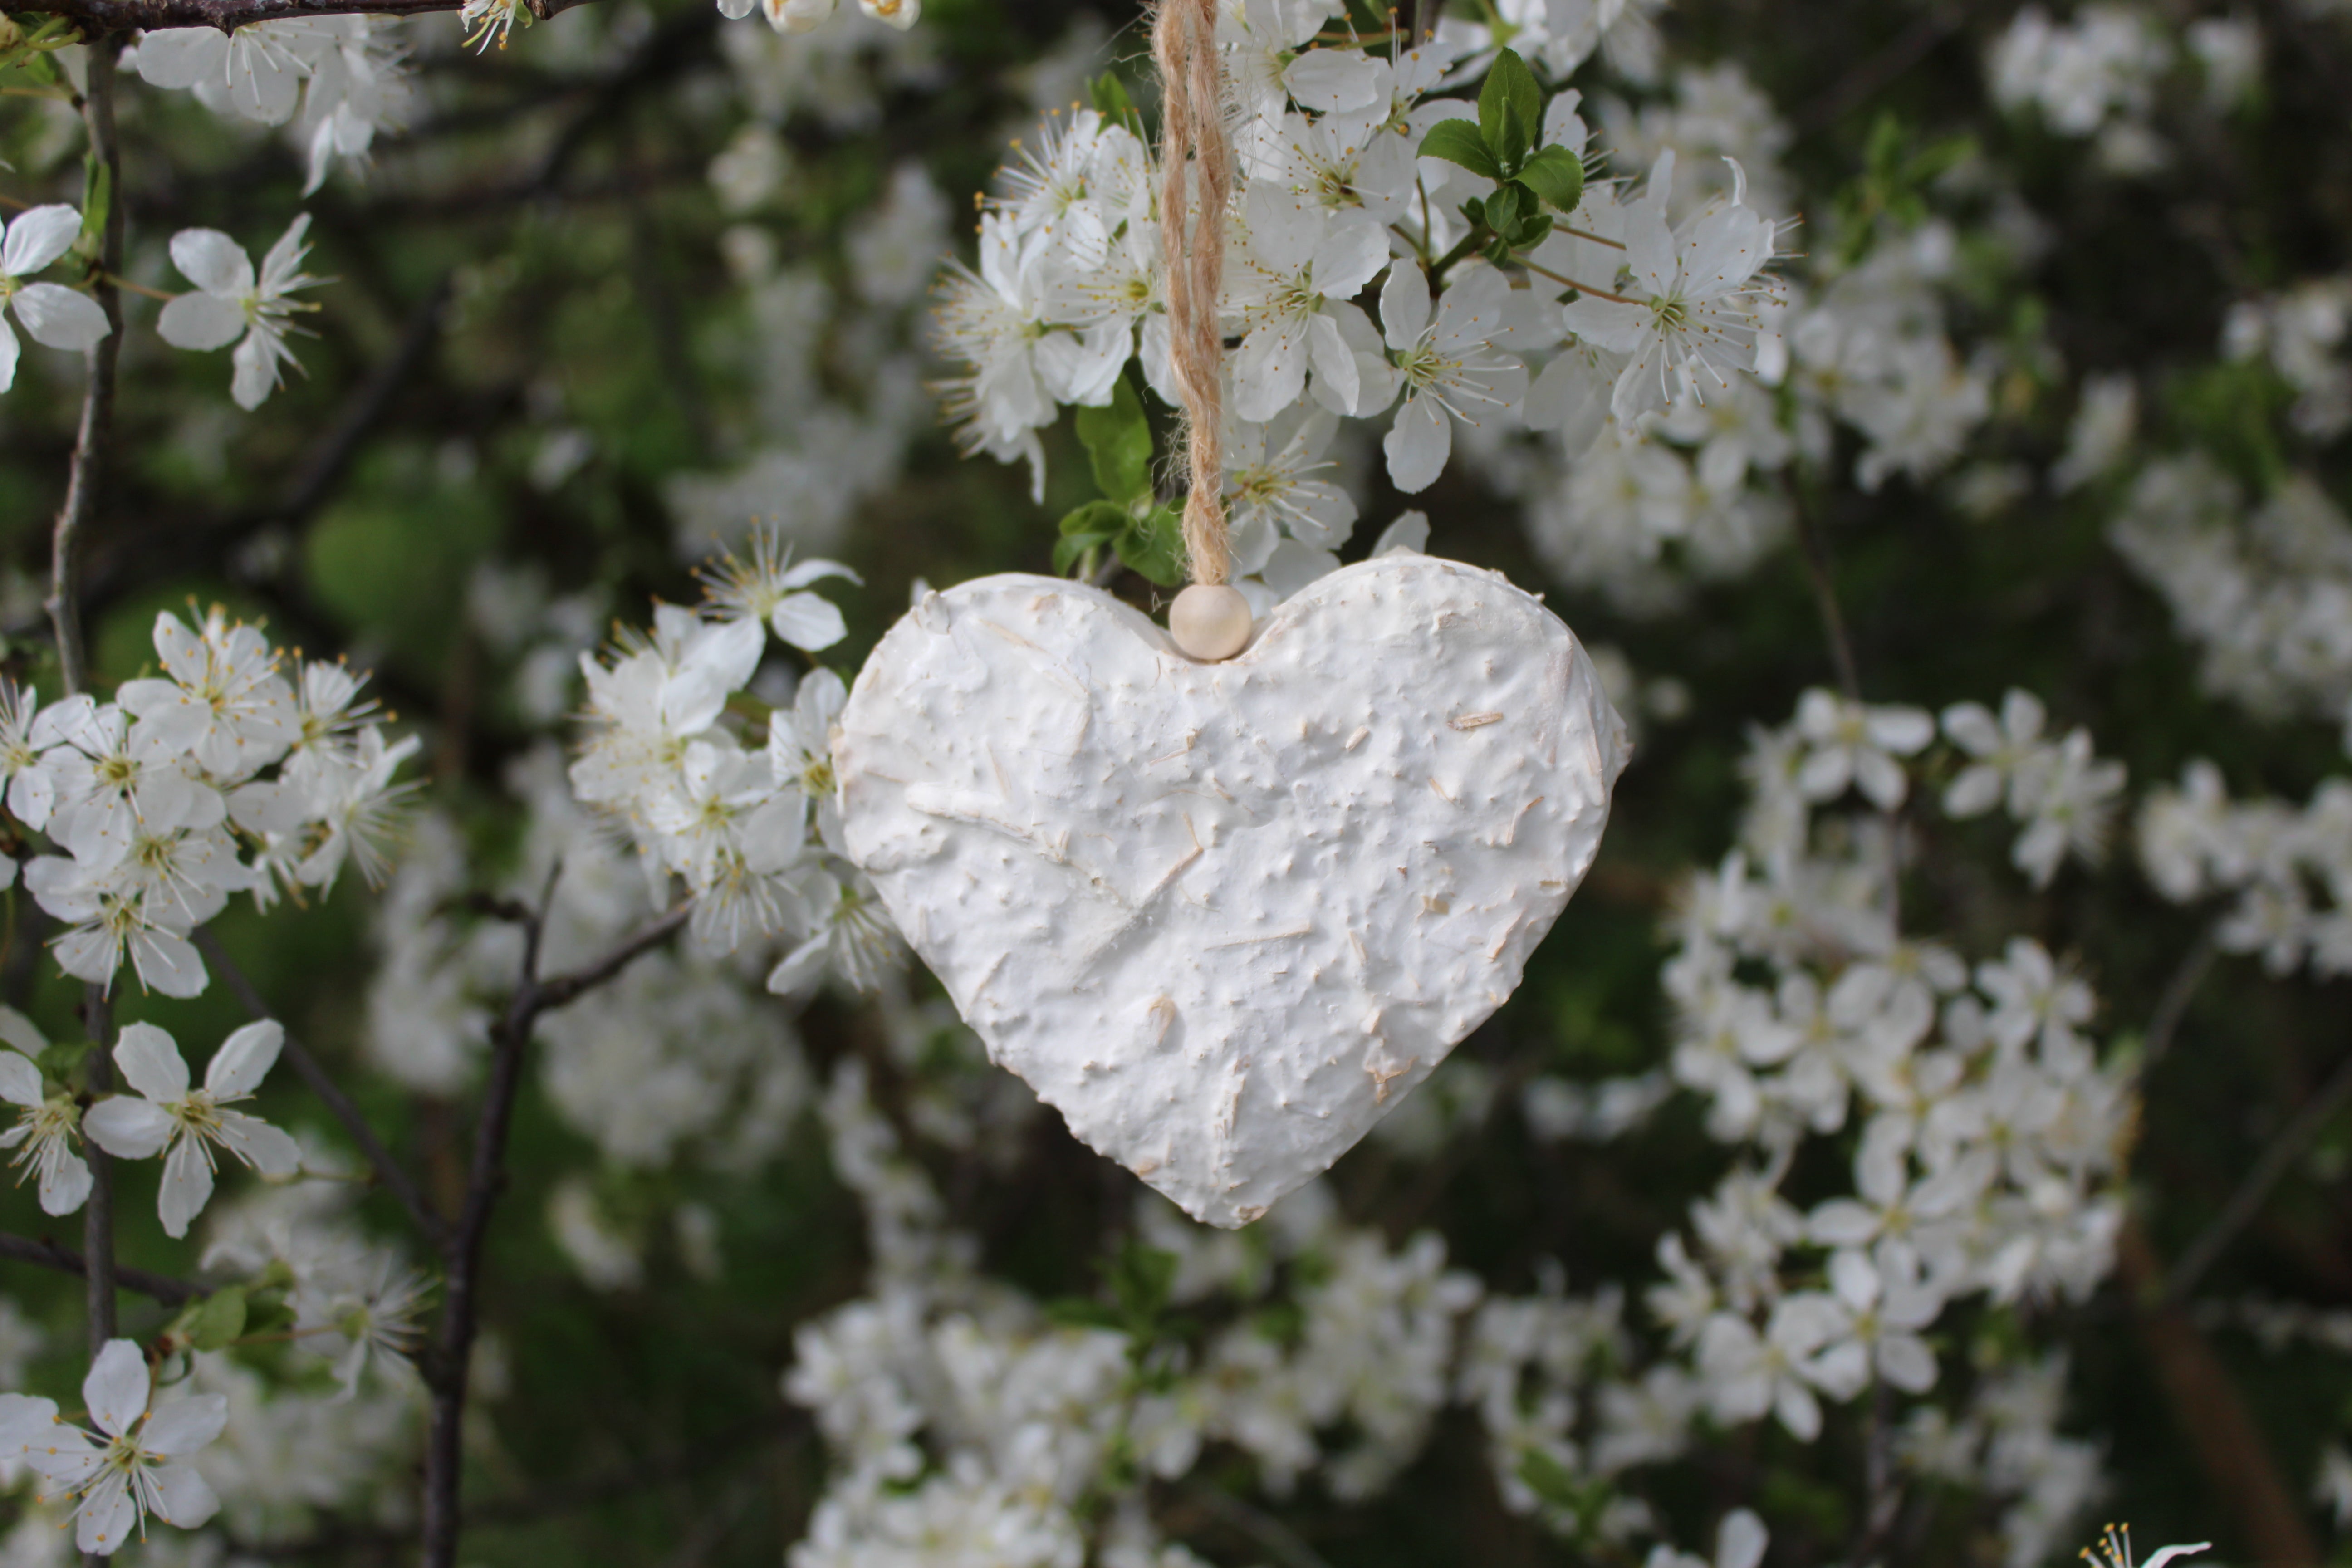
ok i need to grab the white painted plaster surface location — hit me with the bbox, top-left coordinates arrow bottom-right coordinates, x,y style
833,554 -> 1630,1226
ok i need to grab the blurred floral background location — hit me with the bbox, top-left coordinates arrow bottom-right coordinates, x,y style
3,0 -> 2351,1564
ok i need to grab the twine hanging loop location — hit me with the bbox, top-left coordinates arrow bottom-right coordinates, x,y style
1151,0 -> 1251,658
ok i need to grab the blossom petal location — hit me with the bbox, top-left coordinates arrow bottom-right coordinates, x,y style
769,593 -> 846,652
82,1339 -> 149,1439
83,1096 -> 173,1159
149,1456 -> 222,1526
141,1394 -> 228,1458
157,292 -> 247,352
1717,1509 -> 1769,1568
205,1019 -> 283,1098
0,205 -> 83,277
168,228 -> 254,297
1379,259 -> 1430,352
113,1023 -> 189,1101
157,1134 -> 216,1238
215,1110 -> 301,1176
77,1474 -> 137,1555
10,284 -> 109,352
0,1049 -> 40,1109
1382,392 -> 1451,494
38,1149 -> 92,1216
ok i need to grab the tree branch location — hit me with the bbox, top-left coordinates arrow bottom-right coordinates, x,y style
192,927 -> 449,1249
51,46 -> 127,1461
16,0 -> 599,33
2163,1041 -> 2352,1304
0,1232 -> 201,1306
2118,1220 -> 2318,1565
534,903 -> 692,1009
418,888 -> 691,1568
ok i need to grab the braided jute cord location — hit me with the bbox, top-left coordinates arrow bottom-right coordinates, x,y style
1152,0 -> 1232,589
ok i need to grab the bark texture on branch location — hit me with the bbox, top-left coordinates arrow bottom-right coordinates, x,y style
15,0 -> 598,34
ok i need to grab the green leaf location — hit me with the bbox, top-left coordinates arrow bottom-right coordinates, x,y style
1073,377 -> 1154,506
1058,499 -> 1130,539
1089,71 -> 1137,126
192,1289 -> 249,1351
1107,1242 -> 1178,1323
1517,145 -> 1585,213
35,1039 -> 91,1084
1479,48 -> 1542,173
73,154 -> 110,269
1418,118 -> 1500,181
1483,182 -> 1524,237
1045,1296 -> 1125,1331
1055,500 -> 1126,576
1116,505 -> 1186,588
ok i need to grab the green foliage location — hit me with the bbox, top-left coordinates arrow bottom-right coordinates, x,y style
1419,118 -> 1501,182
1834,112 -> 1977,266
1055,376 -> 1187,585
1478,48 -> 1543,176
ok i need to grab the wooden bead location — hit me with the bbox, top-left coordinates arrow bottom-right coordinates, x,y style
1168,584 -> 1253,662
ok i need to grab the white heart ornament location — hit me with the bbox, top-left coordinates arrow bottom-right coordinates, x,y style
833,555 -> 1629,1226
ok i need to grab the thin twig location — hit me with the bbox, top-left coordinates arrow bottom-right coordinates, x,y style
273,274 -> 452,528
0,1232 -> 201,1306
235,1410 -> 804,1558
535,902 -> 692,1008
1794,5 -> 1967,137
1514,253 -> 1641,304
13,0 -> 600,30
418,884 -> 690,1568
1184,1485 -> 1336,1568
192,927 -> 448,1247
2141,926 -> 2219,1074
2162,1044 -> 2352,1305
1787,474 -> 1864,702
52,46 -> 126,1458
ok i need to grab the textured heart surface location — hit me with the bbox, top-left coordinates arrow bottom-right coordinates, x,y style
833,555 -> 1629,1226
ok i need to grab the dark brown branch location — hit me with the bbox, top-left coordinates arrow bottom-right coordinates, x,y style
1794,5 -> 1967,137
236,1409 -> 804,1558
1788,475 -> 1865,703
535,903 -> 692,1008
2163,1042 -> 2352,1304
2118,1220 -> 2318,1565
419,886 -> 691,1568
16,0 -> 598,34
51,44 -> 128,1446
192,927 -> 449,1249
274,274 -> 453,527
2141,927 -> 2219,1074
0,1232 -> 201,1307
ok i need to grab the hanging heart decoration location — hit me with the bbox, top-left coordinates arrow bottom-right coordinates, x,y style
829,0 -> 1627,1225
833,559 -> 1627,1225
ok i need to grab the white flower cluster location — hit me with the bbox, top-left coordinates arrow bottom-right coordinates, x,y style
2225,274 -> 2352,441
3,1007 -> 305,1239
931,13 -> 1784,611
1506,65 -> 1995,612
0,1177 -> 430,1559
1637,689 -> 2132,1533
130,19 -> 408,192
1940,688 -> 2128,888
1989,5 -> 2259,174
0,199 -> 323,412
568,531 -> 900,995
784,1059 -> 1492,1566
0,608 -> 415,999
2109,456 -> 2352,732
0,1340 -> 227,1555
2141,758 -> 2352,978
